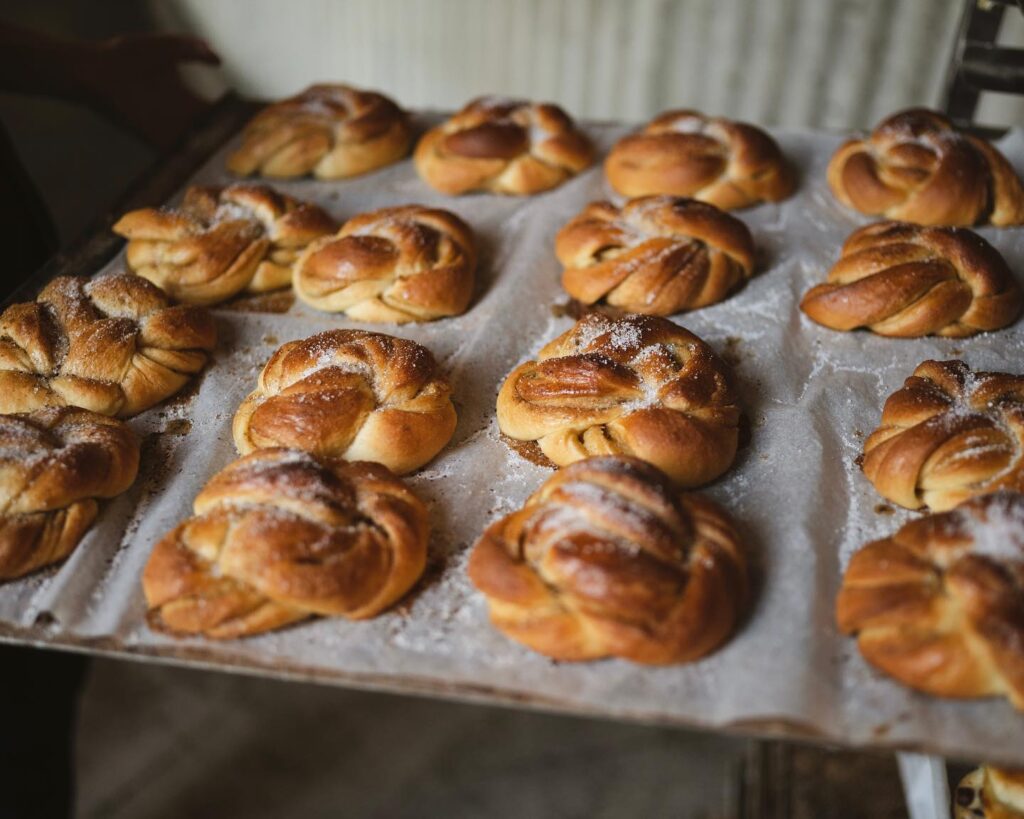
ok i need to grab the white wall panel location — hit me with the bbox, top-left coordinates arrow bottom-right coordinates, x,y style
160,0 -> 1019,128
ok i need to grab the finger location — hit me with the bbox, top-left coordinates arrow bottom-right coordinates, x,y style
158,35 -> 222,66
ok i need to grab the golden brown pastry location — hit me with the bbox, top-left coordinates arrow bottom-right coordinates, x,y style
556,196 -> 755,315
227,84 -> 411,179
414,96 -> 594,195
837,492 -> 1024,710
827,108 -> 1024,227
497,314 -> 740,486
143,448 -> 429,638
0,273 -> 216,418
862,360 -> 1024,511
956,766 -> 1024,818
293,204 -> 476,322
233,330 -> 456,474
113,184 -> 337,306
468,456 -> 748,663
0,407 -> 139,580
800,221 -> 1022,338
604,110 -> 794,208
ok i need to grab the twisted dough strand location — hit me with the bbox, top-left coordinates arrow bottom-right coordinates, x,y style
557,196 -> 755,315
143,449 -> 429,638
469,456 -> 748,663
862,360 -> 1024,511
233,330 -> 456,474
837,492 -> 1024,709
955,767 -> 1024,818
0,407 -> 139,579
414,96 -> 593,195
114,184 -> 336,305
827,108 -> 1024,227
0,273 -> 216,417
604,110 -> 794,208
800,221 -> 1022,338
497,314 -> 740,486
227,84 -> 411,179
294,205 -> 476,322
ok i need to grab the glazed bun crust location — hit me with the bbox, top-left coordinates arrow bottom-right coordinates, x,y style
414,97 -> 594,195
143,449 -> 429,638
827,108 -> 1024,227
114,185 -> 337,306
294,205 -> 476,322
837,492 -> 1024,710
233,330 -> 456,475
604,109 -> 794,208
497,313 -> 740,486
556,196 -> 755,315
955,766 -> 1024,819
227,84 -> 412,180
0,407 -> 139,579
468,456 -> 748,663
0,273 -> 216,418
862,360 -> 1024,511
800,221 -> 1022,338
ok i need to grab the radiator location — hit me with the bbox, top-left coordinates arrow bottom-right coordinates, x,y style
162,0 -> 1007,128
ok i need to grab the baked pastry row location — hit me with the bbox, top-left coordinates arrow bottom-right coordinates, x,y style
114,186 -> 1024,341
6,95 -> 1024,726
140,316 -> 751,663
227,84 -> 1024,232
114,93 -> 1024,337
229,86 -> 796,205
837,356 -> 1024,715
0,272 -> 216,576
116,186 -> 765,320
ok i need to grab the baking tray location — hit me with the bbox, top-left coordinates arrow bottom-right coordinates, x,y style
5,95 -> 1024,766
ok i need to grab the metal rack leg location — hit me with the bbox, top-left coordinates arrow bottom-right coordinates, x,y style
897,752 -> 952,819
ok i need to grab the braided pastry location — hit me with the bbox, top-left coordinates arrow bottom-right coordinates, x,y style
227,84 -> 412,179
837,492 -> 1024,710
414,96 -> 594,195
468,456 -> 748,663
556,197 -> 755,315
800,221 -> 1022,338
956,766 -> 1024,818
827,108 -> 1024,227
0,273 -> 216,418
113,185 -> 337,306
862,360 -> 1024,511
497,314 -> 740,486
143,448 -> 429,637
604,110 -> 794,208
233,330 -> 456,474
0,407 -> 139,580
294,205 -> 476,322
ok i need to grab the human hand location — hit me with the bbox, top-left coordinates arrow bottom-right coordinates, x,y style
76,33 -> 222,150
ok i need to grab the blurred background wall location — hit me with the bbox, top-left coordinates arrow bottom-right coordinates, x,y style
162,0 -> 966,127
3,0 -> 1024,244
158,0 -> 1024,128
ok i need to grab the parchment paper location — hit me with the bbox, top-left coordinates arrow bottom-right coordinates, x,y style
5,113 -> 1024,764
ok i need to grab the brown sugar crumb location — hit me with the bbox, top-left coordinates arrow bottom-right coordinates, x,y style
721,336 -> 742,368
550,298 -> 625,320
501,433 -> 557,469
221,290 -> 295,314
162,418 -> 192,436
